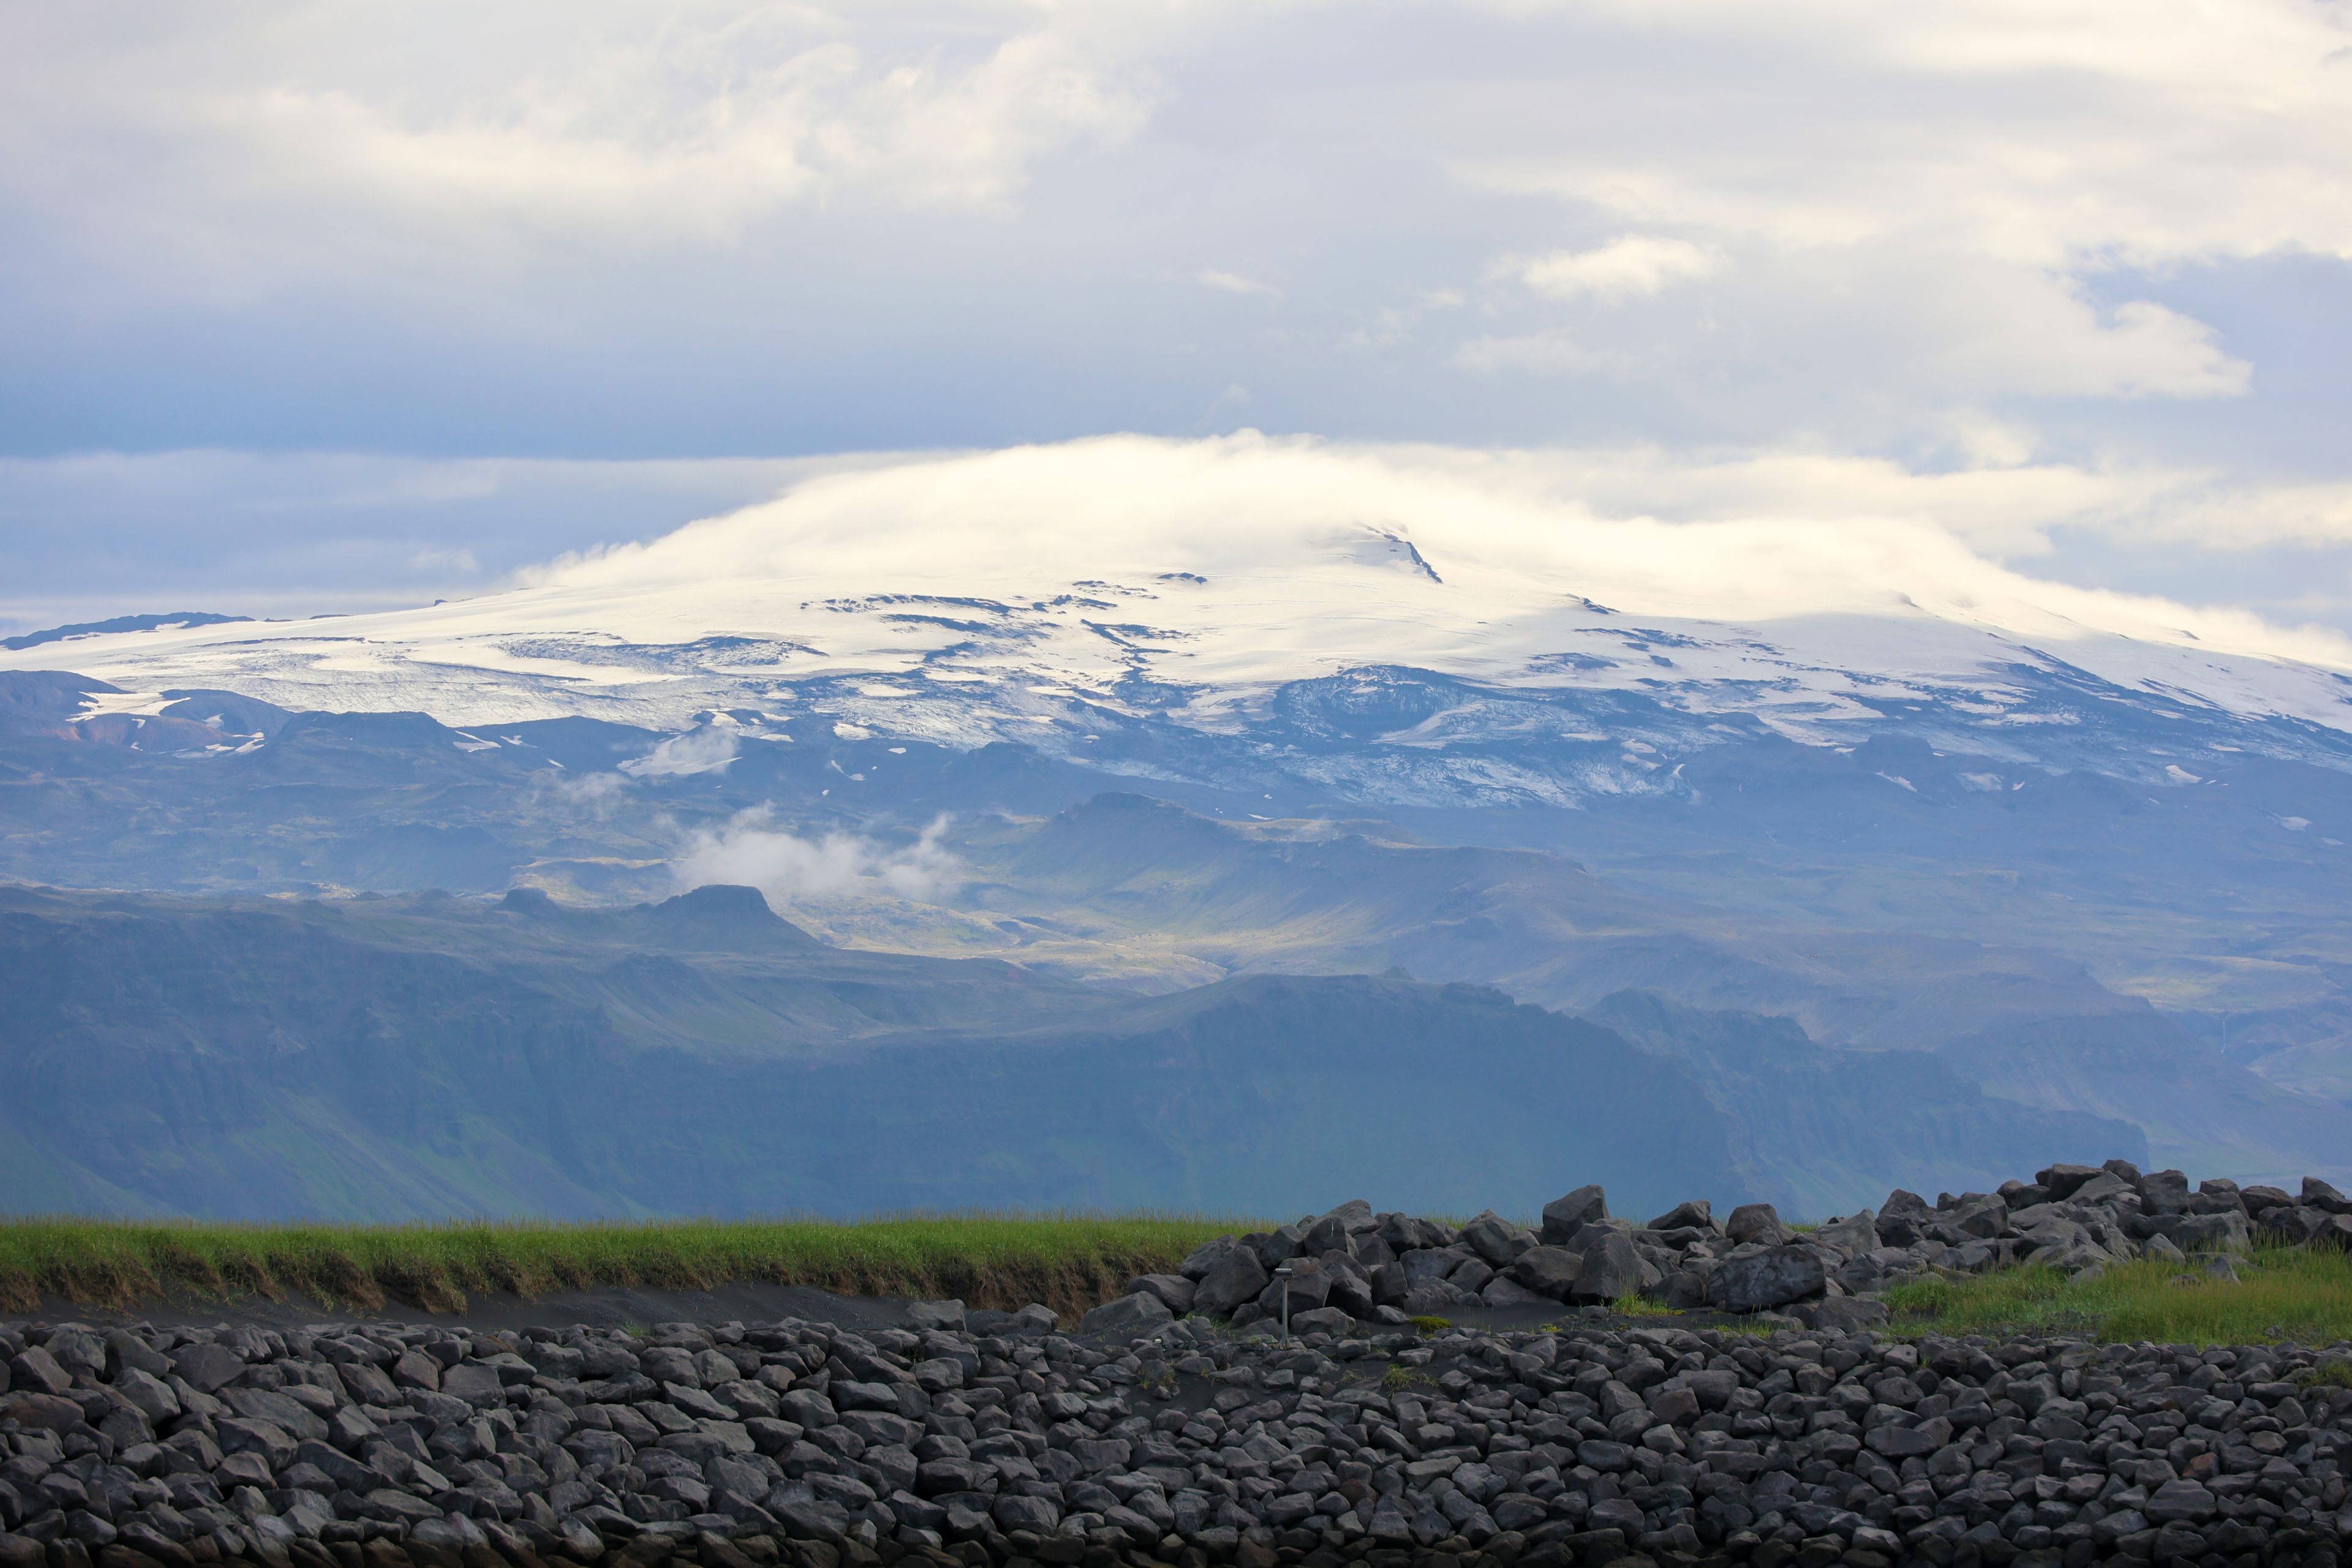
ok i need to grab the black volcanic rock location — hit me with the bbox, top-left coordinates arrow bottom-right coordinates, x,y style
9,1297 -> 2352,1567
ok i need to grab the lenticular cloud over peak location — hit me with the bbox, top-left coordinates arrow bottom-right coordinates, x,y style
10,433 -> 2352,737
527,432 -> 2350,661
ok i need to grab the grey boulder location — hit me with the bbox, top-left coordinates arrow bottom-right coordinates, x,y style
1479,1276 -> 1548,1308
113,1366 -> 181,1424
1811,1210 -> 1877,1255
170,1343 -> 246,1395
1507,1245 -> 1583,1300
1190,1249 -> 1270,1316
1726,1203 -> 1792,1246
907,1300 -> 965,1330
1323,1265 -> 1376,1319
1567,1232 -> 1645,1303
42,1330 -> 105,1379
1245,1227 -> 1304,1268
1123,1273 -> 1196,1314
2144,1479 -> 2217,1523
1401,1281 -> 1474,1316
1460,1210 -> 1537,1267
1260,1260 -> 1333,1317
1289,1306 -> 1355,1336
2035,1163 -> 2106,1200
992,1494 -> 1061,1533
7,1348 -> 72,1399
1177,1234 -> 1251,1281
1646,1200 -> 1714,1233
2174,1210 -> 2252,1254
440,1363 -> 504,1406
1401,1246 -> 1468,1286
1540,1185 -> 1608,1246
1079,1292 -> 1172,1337
1795,1296 -> 1889,1332
1710,1245 -> 1828,1311
1297,1213 -> 1352,1257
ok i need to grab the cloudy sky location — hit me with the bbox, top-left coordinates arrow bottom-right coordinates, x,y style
4,0 -> 2351,639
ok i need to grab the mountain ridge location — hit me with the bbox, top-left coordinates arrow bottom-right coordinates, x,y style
0,882 -> 1859,1220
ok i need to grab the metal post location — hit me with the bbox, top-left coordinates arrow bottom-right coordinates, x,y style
1275,1262 -> 1294,1343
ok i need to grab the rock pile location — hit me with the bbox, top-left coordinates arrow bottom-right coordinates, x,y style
1124,1166 -> 2352,1339
4,1161 -> 2350,1568
8,1298 -> 2352,1568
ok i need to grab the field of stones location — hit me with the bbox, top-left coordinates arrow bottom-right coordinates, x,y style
6,1162 -> 2352,1568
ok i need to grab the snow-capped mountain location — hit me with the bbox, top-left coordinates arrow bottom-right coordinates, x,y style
10,436 -> 2352,1193
12,434 -> 2352,809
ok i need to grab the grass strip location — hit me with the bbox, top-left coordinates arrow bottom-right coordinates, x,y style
0,1213 -> 1257,1319
1884,1243 -> 2352,1346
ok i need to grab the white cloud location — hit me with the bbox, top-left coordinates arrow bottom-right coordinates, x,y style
1199,269 -> 1277,298
1,0 -> 2348,616
1509,236 -> 1717,301
1462,245 -> 2250,404
673,808 -> 962,904
620,721 -> 741,777
1452,331 -> 1616,375
0,2 -> 1158,295
1456,0 -> 2352,270
488,433 -> 2352,677
1425,0 -> 2348,409
550,769 -> 630,816
1932,292 -> 2250,402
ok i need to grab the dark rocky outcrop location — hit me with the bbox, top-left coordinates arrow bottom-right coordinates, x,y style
1164,1158 -> 2347,1335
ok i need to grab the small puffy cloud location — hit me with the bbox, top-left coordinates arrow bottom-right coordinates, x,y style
550,769 -> 628,816
1199,269 -> 1277,297
673,809 -> 961,905
2039,300 -> 2250,401
1509,236 -> 1717,302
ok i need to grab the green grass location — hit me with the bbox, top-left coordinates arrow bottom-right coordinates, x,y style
1883,1244 -> 2352,1346
0,1212 -> 1256,1319
2294,1357 -> 2352,1390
